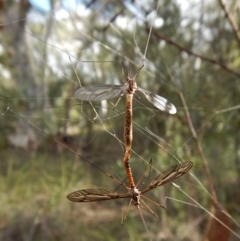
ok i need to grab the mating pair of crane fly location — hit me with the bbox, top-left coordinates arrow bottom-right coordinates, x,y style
68,73 -> 192,207
73,72 -> 177,188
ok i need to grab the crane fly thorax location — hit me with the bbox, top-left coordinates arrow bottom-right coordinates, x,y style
126,78 -> 138,95
130,187 -> 140,205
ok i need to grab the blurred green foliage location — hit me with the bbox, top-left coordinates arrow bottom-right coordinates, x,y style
0,0 -> 240,240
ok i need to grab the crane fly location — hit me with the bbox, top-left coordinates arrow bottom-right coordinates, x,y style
67,161 -> 193,237
74,71 -> 177,189
74,74 -> 177,114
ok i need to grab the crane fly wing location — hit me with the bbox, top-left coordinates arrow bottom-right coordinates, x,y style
142,161 -> 193,194
74,85 -> 125,101
67,189 -> 131,202
138,88 -> 177,114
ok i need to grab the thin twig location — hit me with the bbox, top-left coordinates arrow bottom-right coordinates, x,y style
147,26 -> 240,79
218,0 -> 240,47
178,92 -> 232,234
178,92 -> 217,202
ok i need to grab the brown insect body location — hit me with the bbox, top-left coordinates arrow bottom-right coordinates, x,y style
123,77 -> 138,189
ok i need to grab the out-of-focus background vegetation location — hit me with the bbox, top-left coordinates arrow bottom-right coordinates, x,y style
0,0 -> 240,240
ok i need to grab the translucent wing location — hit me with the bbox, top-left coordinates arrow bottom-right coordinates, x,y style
138,87 -> 177,114
74,85 -> 126,101
67,189 -> 131,202
142,161 -> 192,194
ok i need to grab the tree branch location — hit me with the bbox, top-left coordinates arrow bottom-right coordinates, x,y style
218,0 -> 240,47
149,28 -> 240,79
